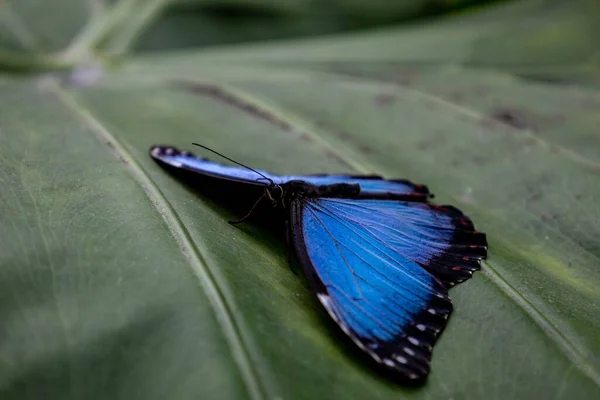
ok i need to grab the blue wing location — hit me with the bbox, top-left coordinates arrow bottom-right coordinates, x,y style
150,145 -> 273,186
291,198 -> 486,380
150,145 -> 430,200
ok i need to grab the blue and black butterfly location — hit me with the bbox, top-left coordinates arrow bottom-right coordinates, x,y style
150,144 -> 487,382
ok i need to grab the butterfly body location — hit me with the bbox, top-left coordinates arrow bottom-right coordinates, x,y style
150,145 -> 487,382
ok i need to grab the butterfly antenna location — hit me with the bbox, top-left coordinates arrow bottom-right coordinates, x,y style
191,143 -> 275,185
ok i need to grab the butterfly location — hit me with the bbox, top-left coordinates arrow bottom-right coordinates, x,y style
149,143 -> 487,382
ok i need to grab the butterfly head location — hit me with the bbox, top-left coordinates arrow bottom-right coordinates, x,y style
257,177 -> 284,208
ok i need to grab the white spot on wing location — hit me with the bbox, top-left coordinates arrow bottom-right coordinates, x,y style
403,347 -> 415,356
408,337 -> 419,346
317,293 -> 329,304
395,356 -> 408,364
417,324 -> 426,331
428,308 -> 436,315
350,337 -> 366,351
317,293 -> 347,336
384,359 -> 395,367
436,293 -> 450,301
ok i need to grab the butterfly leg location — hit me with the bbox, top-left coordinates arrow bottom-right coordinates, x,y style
284,220 -> 299,276
228,194 -> 266,225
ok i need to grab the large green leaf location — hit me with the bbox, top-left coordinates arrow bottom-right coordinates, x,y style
134,0 -> 490,51
1,0 -> 600,399
0,0 -> 508,67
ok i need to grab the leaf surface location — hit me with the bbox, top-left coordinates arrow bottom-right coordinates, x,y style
1,0 -> 599,399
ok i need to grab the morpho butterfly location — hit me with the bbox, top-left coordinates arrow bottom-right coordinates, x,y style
150,143 -> 487,382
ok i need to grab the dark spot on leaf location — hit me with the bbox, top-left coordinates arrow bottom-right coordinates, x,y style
525,190 -> 542,204
171,80 -> 292,132
103,141 -> 129,166
518,74 -> 568,85
335,131 -> 352,140
374,94 -> 396,106
472,154 -> 487,166
299,133 -> 312,142
395,70 -> 417,86
472,86 -> 489,97
357,144 -> 375,154
416,142 -> 428,151
449,158 -> 461,167
541,212 -> 558,222
538,174 -> 553,185
521,136 -> 538,147
416,137 -> 440,151
325,149 -> 339,160
449,92 -> 465,102
489,108 -> 531,130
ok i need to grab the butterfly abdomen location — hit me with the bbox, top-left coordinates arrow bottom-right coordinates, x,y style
283,180 -> 360,202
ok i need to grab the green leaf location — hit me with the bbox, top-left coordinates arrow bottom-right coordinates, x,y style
0,0 -> 169,69
134,0 -> 503,52
0,0 -> 509,68
1,0 -> 600,399
0,0 -> 90,53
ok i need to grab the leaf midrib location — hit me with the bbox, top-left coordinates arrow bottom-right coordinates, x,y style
46,78 -> 270,400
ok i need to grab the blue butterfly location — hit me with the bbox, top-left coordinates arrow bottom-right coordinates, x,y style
150,144 -> 487,382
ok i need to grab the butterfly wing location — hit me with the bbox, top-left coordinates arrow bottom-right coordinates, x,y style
150,145 -> 281,186
290,197 -> 486,380
150,146 -> 430,200
151,145 -> 484,284
286,175 -> 431,200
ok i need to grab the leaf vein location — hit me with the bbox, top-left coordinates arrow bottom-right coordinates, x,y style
48,80 -> 270,400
